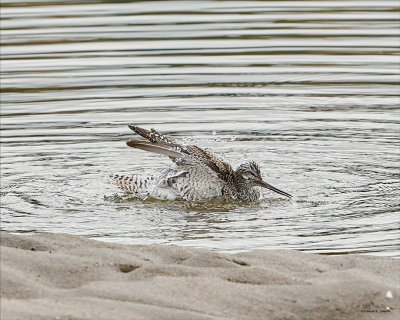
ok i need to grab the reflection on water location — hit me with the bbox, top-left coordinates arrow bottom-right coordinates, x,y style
1,0 -> 399,257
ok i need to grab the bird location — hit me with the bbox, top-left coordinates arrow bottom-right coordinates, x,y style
112,124 -> 292,202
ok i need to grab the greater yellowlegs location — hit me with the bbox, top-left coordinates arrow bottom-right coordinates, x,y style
112,124 -> 292,201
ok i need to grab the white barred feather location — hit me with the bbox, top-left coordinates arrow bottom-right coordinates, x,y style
111,174 -> 155,194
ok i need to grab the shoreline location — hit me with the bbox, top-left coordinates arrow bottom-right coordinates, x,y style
1,231 -> 399,320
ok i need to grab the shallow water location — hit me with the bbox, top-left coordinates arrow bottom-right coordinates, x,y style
1,0 -> 399,256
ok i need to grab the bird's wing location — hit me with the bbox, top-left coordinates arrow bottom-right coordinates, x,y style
127,124 -> 188,162
126,140 -> 187,160
128,124 -> 176,145
126,124 -> 236,183
183,145 -> 236,182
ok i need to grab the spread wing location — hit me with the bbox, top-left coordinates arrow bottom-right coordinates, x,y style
126,124 -> 235,183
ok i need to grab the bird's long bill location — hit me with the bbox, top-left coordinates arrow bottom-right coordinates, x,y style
257,180 -> 292,198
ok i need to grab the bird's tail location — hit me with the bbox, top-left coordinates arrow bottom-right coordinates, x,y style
111,174 -> 156,194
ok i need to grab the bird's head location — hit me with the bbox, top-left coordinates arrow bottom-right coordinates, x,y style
236,161 -> 292,198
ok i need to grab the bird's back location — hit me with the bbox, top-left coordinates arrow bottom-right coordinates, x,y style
127,125 -> 237,183
112,125 -> 234,200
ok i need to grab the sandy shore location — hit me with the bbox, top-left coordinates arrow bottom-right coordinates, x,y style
1,232 -> 398,320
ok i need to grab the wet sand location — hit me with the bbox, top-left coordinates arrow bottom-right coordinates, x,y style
1,232 -> 398,320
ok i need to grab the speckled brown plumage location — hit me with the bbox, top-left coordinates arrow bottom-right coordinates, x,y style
127,124 -> 236,183
111,124 -> 292,201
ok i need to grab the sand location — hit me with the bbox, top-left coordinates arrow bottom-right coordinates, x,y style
1,232 -> 398,320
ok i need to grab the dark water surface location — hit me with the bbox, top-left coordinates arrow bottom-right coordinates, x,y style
1,1 -> 399,256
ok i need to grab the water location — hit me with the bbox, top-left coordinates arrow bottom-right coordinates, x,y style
1,0 -> 399,257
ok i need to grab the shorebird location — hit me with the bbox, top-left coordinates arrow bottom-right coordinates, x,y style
112,124 -> 292,201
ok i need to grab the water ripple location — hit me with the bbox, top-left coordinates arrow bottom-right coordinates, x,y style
1,0 -> 399,257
